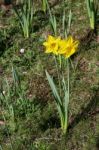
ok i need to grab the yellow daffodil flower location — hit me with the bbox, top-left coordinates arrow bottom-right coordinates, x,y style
43,35 -> 79,58
43,35 -> 60,55
62,36 -> 79,58
58,39 -> 67,54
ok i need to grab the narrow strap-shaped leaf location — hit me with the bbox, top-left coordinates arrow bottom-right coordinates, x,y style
46,70 -> 62,106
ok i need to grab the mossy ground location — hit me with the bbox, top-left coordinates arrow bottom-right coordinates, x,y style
0,0 -> 99,150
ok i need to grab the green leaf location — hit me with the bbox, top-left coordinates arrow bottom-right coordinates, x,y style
46,70 -> 62,106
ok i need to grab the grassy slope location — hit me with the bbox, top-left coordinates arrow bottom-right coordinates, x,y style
0,0 -> 99,150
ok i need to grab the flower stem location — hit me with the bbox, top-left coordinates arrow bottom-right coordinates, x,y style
67,58 -> 70,102
54,55 -> 61,96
